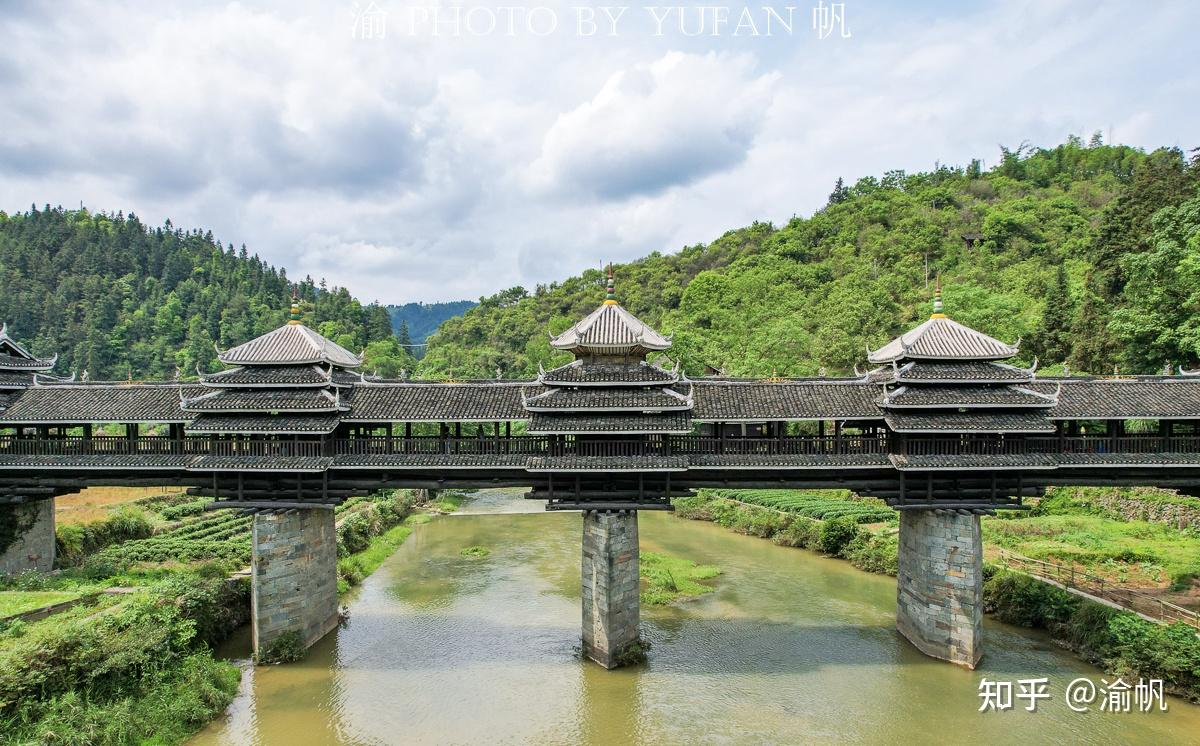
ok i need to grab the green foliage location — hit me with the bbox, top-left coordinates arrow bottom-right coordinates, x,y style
818,517 -> 860,556
335,492 -> 419,589
705,489 -> 893,523
460,545 -> 489,557
0,574 -> 246,740
422,140 -> 1199,377
640,551 -> 721,605
95,511 -> 252,568
0,206 -> 402,379
255,630 -> 307,665
56,507 -> 155,566
983,570 -> 1200,701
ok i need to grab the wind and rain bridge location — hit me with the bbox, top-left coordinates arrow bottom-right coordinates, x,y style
3,271 -> 1200,669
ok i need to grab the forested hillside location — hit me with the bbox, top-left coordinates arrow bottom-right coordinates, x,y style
420,138 -> 1200,379
0,207 -> 416,380
386,300 -> 476,350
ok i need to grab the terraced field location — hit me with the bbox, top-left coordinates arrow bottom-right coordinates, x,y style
707,489 -> 895,524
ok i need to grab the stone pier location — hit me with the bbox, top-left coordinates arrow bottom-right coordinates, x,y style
896,509 -> 983,668
1,499 -> 56,576
581,510 -> 642,668
252,508 -> 340,656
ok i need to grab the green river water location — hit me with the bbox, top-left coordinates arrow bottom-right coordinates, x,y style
192,490 -> 1200,745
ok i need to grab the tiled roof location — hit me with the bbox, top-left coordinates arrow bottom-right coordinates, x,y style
189,455 -> 333,471
1056,452 -> 1200,467
687,453 -> 892,469
185,413 -> 341,434
872,361 -> 1034,384
0,384 -> 195,423
890,453 -> 1057,470
0,454 -> 195,469
0,353 -> 55,371
690,380 -> 881,420
0,371 -> 36,389
540,360 -> 678,385
869,315 -> 1019,363
1033,379 -> 1200,419
527,412 -> 692,434
182,388 -> 344,413
201,365 -> 339,387
527,455 -> 688,471
884,411 -> 1055,433
549,303 -> 671,352
218,324 -> 361,367
346,382 -> 527,421
333,453 -> 529,469
523,385 -> 692,412
881,385 -> 1055,408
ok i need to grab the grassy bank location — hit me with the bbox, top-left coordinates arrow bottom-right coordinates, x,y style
0,574 -> 248,745
640,552 -> 721,605
674,488 -> 1200,703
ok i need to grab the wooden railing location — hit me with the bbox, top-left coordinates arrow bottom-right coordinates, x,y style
0,433 -> 1198,462
997,550 -> 1200,630
670,435 -> 888,455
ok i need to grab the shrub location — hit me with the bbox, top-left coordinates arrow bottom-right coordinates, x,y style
818,517 -> 860,556
55,507 -> 155,566
983,570 -> 1080,627
255,630 -> 307,665
772,517 -> 820,548
845,533 -> 899,575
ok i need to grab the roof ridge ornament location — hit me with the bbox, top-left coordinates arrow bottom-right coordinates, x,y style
931,275 -> 946,318
288,286 -> 303,325
603,263 -> 617,305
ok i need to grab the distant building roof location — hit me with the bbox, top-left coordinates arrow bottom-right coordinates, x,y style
548,266 -> 670,355
217,323 -> 361,368
0,323 -> 56,375
869,315 -> 1019,363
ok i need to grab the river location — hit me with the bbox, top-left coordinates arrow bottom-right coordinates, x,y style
192,489 -> 1200,745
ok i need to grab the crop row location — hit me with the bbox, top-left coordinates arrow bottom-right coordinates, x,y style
713,489 -> 895,524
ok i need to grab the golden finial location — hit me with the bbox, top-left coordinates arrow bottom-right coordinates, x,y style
930,275 -> 946,318
288,286 -> 303,325
603,263 -> 618,305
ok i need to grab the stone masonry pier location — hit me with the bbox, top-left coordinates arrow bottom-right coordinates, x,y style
1,499 -> 56,576
896,509 -> 983,668
581,510 -> 641,668
252,508 -> 340,655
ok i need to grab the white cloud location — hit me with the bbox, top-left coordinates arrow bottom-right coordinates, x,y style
0,0 -> 1196,304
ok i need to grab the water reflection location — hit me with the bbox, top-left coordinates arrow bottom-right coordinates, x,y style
193,490 -> 1200,745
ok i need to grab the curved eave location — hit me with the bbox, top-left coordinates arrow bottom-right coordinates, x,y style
180,406 -> 347,414
522,404 -> 694,413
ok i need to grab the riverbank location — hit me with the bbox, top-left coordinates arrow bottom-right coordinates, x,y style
0,488 -> 435,744
673,489 -> 1200,703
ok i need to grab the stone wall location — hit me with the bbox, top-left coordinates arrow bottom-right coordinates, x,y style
896,509 -> 982,668
581,510 -> 641,668
1,499 -> 55,576
252,508 -> 340,654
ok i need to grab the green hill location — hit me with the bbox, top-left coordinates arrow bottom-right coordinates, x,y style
0,206 -> 415,380
418,138 -> 1200,379
386,300 -> 476,352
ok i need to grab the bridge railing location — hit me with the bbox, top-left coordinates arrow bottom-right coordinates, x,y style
997,550 -> 1200,631
333,436 -> 551,456
670,435 -> 888,455
1027,435 -> 1200,454
900,437 -> 1029,456
0,435 -> 191,456
206,440 -> 326,459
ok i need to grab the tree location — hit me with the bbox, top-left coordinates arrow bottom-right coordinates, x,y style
1030,264 -> 1073,365
828,177 -> 850,206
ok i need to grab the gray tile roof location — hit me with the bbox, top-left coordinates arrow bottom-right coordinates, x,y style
201,365 -> 342,387
185,413 -> 341,434
1055,452 -> 1200,467
539,360 -> 678,385
189,455 -> 333,471
0,454 -> 195,469
549,302 -> 671,352
687,453 -> 892,469
182,388 -> 344,413
872,361 -> 1034,384
0,384 -> 196,423
1033,379 -> 1200,419
527,412 -> 692,434
890,453 -> 1057,470
217,323 -> 361,367
333,453 -> 529,468
690,380 -> 881,420
881,385 -> 1055,408
527,455 -> 688,471
869,315 -> 1019,363
346,382 -> 528,421
523,384 -> 692,412
884,411 -> 1055,433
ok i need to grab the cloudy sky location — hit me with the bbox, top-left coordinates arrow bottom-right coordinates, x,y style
1,1 -> 1196,304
